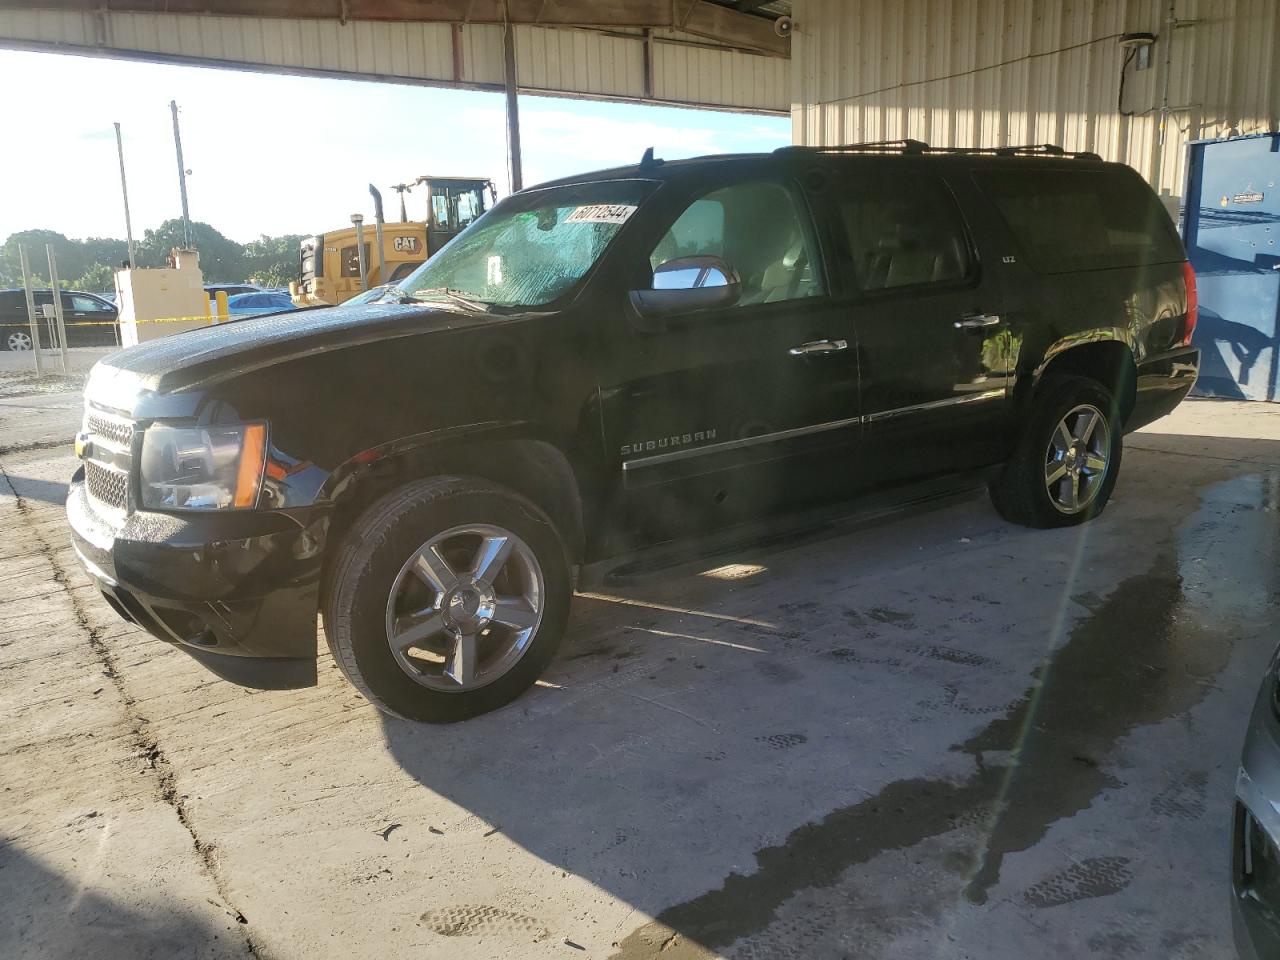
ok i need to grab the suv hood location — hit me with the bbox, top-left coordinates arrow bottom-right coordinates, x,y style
94,302 -> 497,398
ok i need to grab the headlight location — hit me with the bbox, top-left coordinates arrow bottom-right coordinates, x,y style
139,422 -> 267,510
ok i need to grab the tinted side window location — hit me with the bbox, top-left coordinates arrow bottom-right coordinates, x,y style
976,168 -> 1182,273
649,181 -> 825,306
833,177 -> 971,292
67,294 -> 109,312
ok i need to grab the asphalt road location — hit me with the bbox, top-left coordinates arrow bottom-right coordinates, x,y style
1,389 -> 1275,960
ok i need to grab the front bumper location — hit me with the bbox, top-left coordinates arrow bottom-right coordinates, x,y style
1233,671 -> 1280,960
67,473 -> 327,689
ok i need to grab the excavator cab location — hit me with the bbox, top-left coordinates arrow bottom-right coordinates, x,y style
423,177 -> 496,253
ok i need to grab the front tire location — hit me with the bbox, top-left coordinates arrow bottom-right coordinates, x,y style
323,477 -> 571,722
990,375 -> 1123,528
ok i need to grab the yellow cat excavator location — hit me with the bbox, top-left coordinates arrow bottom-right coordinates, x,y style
291,176 -> 495,307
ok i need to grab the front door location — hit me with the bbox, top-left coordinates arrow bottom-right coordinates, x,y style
829,169 -> 1013,484
597,175 -> 861,550
63,294 -> 118,346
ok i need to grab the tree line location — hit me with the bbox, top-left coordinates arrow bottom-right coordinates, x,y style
0,219 -> 304,292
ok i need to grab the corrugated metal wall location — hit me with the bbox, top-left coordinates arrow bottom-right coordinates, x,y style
0,8 -> 788,114
793,0 -> 1280,202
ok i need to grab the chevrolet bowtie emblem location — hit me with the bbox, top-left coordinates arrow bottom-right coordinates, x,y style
74,432 -> 89,459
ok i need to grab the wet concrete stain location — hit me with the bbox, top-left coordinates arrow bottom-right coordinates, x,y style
1149,771 -> 1209,821
565,643 -> 622,661
913,645 -> 991,667
866,607 -> 914,625
1086,930 -> 1144,957
755,733 -> 808,750
841,607 -> 865,627
754,660 -> 803,684
821,646 -> 902,669
610,551 -> 1233,959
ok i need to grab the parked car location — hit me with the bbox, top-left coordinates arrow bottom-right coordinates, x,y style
204,283 -> 261,299
225,291 -> 295,317
1,288 -> 119,350
1233,646 -> 1280,960
66,143 -> 1200,722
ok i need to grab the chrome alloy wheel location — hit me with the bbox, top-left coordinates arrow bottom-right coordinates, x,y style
384,523 -> 545,692
6,330 -> 32,351
1044,403 -> 1111,515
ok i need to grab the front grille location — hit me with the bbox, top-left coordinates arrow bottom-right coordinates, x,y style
85,461 -> 129,512
87,413 -> 133,448
83,409 -> 134,515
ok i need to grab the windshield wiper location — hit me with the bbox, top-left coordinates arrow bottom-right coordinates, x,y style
413,287 -> 493,312
373,288 -> 423,304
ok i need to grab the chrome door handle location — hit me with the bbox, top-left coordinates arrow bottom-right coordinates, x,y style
788,338 -> 848,356
955,313 -> 1001,330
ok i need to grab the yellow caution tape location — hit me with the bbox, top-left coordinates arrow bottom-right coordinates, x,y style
29,314 -> 237,327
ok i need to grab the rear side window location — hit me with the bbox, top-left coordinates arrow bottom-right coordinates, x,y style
832,177 -> 972,292
977,168 -> 1182,273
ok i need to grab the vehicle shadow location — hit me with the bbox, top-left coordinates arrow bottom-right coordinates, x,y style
1193,305 -> 1272,399
376,433 -> 1280,959
1,472 -> 68,505
0,842 -> 240,960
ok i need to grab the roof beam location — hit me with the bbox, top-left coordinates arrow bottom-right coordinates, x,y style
11,0 -> 788,56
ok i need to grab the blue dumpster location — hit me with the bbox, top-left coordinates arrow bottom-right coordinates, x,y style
1183,133 -> 1280,401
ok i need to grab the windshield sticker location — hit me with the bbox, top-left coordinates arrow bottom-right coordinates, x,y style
566,204 -> 638,225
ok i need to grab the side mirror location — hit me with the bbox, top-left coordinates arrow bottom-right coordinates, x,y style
629,255 -> 741,326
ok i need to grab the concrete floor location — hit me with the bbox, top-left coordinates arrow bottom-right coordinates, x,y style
1,391 -> 1276,960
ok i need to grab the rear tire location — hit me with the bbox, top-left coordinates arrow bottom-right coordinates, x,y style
323,476 -> 571,722
990,375 -> 1123,528
4,329 -> 33,351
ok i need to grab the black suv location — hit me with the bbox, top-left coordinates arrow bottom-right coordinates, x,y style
66,142 -> 1200,721
1,289 -> 119,350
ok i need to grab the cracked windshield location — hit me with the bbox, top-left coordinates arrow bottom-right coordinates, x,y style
2,4 -> 1277,960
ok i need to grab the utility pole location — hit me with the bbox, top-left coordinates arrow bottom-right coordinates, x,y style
170,100 -> 192,248
114,122 -> 137,269
502,1 -> 524,192
391,183 -> 413,222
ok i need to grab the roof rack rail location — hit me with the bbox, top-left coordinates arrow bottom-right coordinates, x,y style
775,139 -> 930,156
776,140 -> 1102,161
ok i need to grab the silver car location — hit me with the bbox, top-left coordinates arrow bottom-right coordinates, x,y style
1234,647 -> 1280,959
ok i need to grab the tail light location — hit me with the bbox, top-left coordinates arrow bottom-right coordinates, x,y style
1181,260 -> 1198,346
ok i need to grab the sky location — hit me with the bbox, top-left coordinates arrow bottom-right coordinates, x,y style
0,49 -> 790,244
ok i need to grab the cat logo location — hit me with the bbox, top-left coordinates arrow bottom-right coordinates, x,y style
393,236 -> 420,253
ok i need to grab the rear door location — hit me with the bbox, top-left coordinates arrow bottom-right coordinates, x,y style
830,165 -> 1013,484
